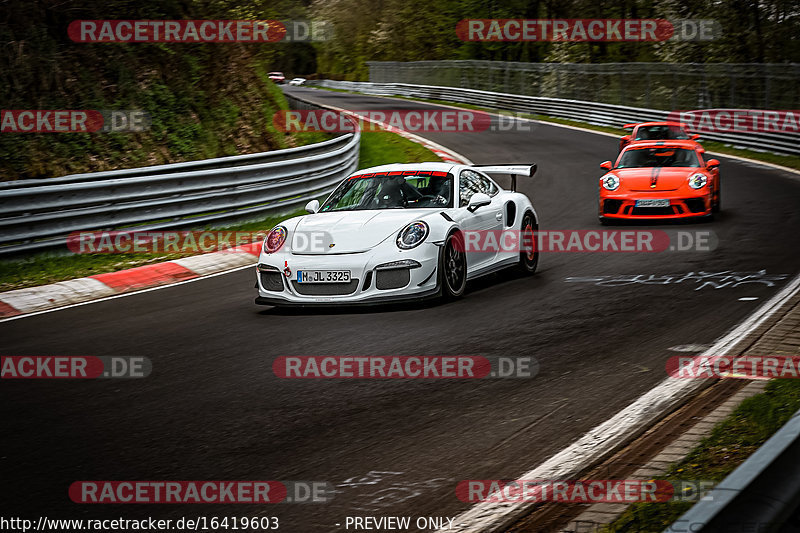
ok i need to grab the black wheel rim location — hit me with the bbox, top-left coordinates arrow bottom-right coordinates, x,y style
445,240 -> 465,291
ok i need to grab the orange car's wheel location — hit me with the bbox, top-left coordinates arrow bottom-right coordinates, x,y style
712,182 -> 721,213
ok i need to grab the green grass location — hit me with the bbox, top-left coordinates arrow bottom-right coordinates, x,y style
0,129 -> 442,292
358,130 -> 442,169
602,380 -> 800,532
315,88 -> 800,172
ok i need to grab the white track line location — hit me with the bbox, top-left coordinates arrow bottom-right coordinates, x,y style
441,272 -> 800,533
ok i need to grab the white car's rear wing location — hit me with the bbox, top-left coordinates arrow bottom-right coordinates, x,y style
473,164 -> 537,191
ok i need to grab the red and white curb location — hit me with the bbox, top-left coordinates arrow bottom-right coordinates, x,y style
0,112 -> 469,320
0,243 -> 260,319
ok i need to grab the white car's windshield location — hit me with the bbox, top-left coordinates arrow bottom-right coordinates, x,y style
321,171 -> 454,211
616,147 -> 700,168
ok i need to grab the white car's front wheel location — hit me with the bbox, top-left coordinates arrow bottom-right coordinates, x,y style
441,232 -> 466,300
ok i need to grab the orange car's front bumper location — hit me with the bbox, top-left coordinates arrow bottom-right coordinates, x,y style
599,194 -> 712,219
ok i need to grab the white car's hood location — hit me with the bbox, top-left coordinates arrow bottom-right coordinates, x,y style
291,209 -> 433,254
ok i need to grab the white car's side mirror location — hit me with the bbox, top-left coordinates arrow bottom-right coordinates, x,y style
305,199 -> 320,213
467,193 -> 491,212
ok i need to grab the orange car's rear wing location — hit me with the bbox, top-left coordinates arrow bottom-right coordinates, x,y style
623,121 -> 693,130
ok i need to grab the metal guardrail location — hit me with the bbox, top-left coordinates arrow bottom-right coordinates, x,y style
310,80 -> 800,156
666,409 -> 800,532
0,95 -> 359,256
366,61 -> 800,111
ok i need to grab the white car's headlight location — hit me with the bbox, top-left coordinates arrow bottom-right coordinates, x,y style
688,173 -> 708,189
601,174 -> 620,191
263,226 -> 287,254
396,221 -> 429,250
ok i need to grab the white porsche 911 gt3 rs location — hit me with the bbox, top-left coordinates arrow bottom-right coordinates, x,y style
254,162 -> 539,306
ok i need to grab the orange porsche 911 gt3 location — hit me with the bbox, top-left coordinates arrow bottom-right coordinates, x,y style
598,140 -> 721,223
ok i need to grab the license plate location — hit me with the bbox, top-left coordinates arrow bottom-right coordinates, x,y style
296,270 -> 351,283
635,199 -> 670,207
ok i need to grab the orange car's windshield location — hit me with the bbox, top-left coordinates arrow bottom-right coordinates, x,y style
634,125 -> 690,141
616,147 -> 700,169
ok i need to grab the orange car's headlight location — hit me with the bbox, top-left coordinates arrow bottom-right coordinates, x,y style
601,174 -> 620,191
688,173 -> 708,189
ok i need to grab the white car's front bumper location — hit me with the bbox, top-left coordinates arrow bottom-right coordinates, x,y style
254,243 -> 441,306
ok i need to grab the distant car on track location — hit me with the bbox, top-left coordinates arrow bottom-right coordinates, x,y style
255,162 -> 539,306
268,71 -> 286,84
288,77 -> 306,86
598,141 -> 720,223
619,122 -> 700,152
